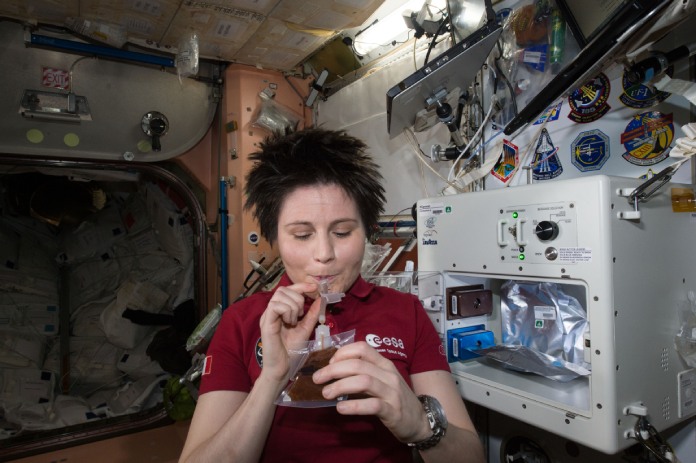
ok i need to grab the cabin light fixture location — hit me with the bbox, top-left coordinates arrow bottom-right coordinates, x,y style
349,0 -> 431,58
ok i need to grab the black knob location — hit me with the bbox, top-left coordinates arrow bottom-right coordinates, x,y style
535,220 -> 559,241
141,111 -> 169,153
150,118 -> 167,136
436,102 -> 453,120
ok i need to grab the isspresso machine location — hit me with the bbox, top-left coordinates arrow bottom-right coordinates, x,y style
416,175 -> 696,454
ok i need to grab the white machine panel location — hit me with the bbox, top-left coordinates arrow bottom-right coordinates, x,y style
417,175 -> 696,454
496,201 -> 581,265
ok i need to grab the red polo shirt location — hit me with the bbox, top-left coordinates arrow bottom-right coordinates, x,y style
200,274 -> 449,462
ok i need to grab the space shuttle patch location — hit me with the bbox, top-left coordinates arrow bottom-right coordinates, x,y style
531,128 -> 562,180
571,129 -> 610,172
621,111 -> 673,166
568,73 -> 611,124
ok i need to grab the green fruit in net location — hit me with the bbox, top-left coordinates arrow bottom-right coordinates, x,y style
163,376 -> 196,421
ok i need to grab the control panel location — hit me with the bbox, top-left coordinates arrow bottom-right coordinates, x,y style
497,201 -> 580,264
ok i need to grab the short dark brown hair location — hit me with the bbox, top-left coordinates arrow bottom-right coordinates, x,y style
244,128 -> 385,244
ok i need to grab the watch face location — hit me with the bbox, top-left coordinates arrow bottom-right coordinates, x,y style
409,395 -> 449,450
424,395 -> 448,430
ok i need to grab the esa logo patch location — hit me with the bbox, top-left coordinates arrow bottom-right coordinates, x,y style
366,334 -> 405,349
366,333 -> 407,359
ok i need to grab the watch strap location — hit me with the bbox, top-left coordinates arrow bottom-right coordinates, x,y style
407,395 -> 447,451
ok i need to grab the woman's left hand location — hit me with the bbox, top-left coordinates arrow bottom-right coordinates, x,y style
311,341 -> 429,444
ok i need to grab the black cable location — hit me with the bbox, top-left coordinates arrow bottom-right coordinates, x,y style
632,416 -> 676,463
455,93 -> 466,131
411,135 -> 437,162
423,15 -> 450,66
423,36 -> 437,66
242,256 -> 266,290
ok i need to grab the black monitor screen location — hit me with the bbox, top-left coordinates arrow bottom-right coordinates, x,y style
558,0 -> 627,46
386,21 -> 501,138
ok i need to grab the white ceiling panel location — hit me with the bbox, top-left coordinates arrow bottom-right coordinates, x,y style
0,0 -> 389,71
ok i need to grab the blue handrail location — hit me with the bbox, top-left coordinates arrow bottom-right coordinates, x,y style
219,177 -> 229,310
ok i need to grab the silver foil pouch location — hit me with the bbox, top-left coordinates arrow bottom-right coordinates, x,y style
500,280 -> 590,371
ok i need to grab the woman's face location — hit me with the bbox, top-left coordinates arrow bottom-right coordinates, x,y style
277,183 -> 366,296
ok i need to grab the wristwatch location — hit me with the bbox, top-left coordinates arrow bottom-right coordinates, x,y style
407,395 -> 448,451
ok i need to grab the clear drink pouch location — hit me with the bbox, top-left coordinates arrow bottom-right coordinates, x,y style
275,329 -> 355,408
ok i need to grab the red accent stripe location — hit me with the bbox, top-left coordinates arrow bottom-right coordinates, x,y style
203,355 -> 213,375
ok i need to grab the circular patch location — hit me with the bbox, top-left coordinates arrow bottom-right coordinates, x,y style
571,129 -> 610,172
619,68 -> 671,109
567,73 -> 611,123
620,111 -> 673,166
137,139 -> 152,153
63,132 -> 80,147
26,128 -> 44,144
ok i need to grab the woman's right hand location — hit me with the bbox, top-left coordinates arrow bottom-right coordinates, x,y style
258,281 -> 321,383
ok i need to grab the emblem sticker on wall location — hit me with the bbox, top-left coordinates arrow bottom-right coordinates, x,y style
568,73 -> 611,123
621,111 -> 674,166
491,139 -> 519,183
619,69 -> 671,109
533,102 -> 562,125
571,129 -> 610,172
532,128 -> 562,180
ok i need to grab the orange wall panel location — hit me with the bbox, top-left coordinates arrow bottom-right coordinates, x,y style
177,64 -> 311,307
223,65 -> 311,302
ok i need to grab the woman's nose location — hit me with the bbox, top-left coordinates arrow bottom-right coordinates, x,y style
313,234 -> 335,263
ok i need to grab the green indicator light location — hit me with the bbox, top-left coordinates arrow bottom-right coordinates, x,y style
512,212 -> 519,219
518,254 -> 525,261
